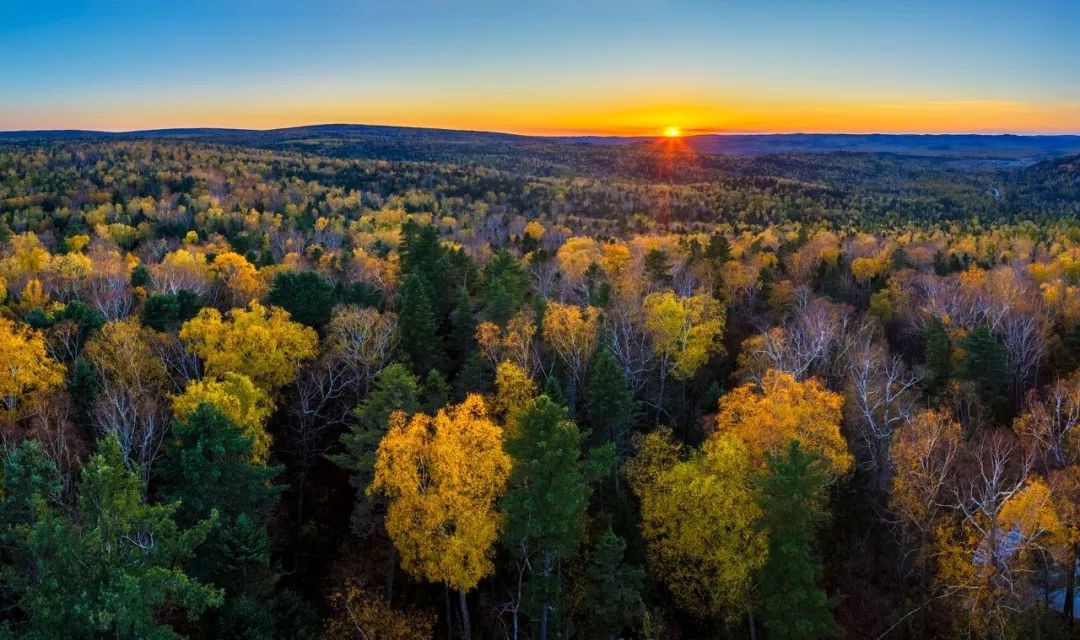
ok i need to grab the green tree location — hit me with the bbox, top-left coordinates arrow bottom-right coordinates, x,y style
157,405 -> 282,640
482,250 -> 527,325
11,434 -> 222,639
398,271 -> 445,374
923,316 -> 952,394
142,290 -> 201,331
577,528 -> 645,640
584,348 -> 635,456
757,441 -> 836,640
332,364 -> 421,536
501,396 -> 613,640
267,270 -> 337,328
958,324 -> 1009,418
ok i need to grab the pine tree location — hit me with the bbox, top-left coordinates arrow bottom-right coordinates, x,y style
398,271 -> 445,374
11,434 -> 222,639
332,364 -> 421,537
959,324 -> 1010,419
584,348 -> 635,456
578,528 -> 645,640
923,316 -> 952,394
757,441 -> 836,640
501,396 -> 610,640
157,404 -> 282,640
267,270 -> 337,328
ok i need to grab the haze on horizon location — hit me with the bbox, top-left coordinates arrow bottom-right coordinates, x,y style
2,0 -> 1078,136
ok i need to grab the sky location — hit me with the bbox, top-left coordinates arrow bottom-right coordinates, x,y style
1,0 -> 1078,135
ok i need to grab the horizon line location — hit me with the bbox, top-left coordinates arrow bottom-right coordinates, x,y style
2,122 -> 1080,138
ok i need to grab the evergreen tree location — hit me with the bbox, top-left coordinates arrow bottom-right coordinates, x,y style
584,348 -> 635,456
448,288 -> 478,368
757,441 -> 836,640
331,364 -> 421,536
577,528 -> 645,640
958,324 -> 1010,418
398,271 -> 445,374
157,405 -> 282,640
923,316 -> 952,394
501,396 -> 612,640
10,434 -> 222,639
482,249 -> 527,325
267,270 -> 337,328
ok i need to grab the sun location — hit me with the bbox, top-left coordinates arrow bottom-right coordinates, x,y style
664,126 -> 681,138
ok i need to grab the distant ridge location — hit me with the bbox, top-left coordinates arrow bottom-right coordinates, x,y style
3,124 -> 1079,160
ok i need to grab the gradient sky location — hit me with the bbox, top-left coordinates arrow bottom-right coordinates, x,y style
2,0 -> 1078,135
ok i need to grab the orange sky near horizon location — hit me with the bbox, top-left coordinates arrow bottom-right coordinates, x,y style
9,98 -> 1079,137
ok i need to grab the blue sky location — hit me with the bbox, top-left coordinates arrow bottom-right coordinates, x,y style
1,0 -> 1077,133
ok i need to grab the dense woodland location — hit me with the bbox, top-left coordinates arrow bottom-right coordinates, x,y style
1,134 -> 1080,639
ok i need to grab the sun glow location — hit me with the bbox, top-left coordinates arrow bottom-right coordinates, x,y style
664,126 -> 681,137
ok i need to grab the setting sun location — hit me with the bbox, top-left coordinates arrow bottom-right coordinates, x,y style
665,126 -> 681,137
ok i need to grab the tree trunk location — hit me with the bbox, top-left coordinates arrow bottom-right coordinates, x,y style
459,590 -> 472,640
444,585 -> 454,640
540,552 -> 553,640
747,603 -> 757,640
1065,547 -> 1077,629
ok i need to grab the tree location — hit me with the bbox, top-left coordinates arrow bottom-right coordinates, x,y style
172,372 -> 274,464
324,305 -> 399,391
757,442 -> 837,640
397,270 -> 445,374
958,324 -> 1010,420
491,360 -> 537,434
10,434 -> 222,639
369,394 -> 510,640
626,427 -> 766,621
325,581 -> 434,640
85,318 -> 172,480
210,251 -> 267,309
923,317 -> 953,396
157,404 -> 282,640
541,303 -> 600,404
179,300 -> 318,393
642,291 -> 725,382
715,369 -> 852,477
500,396 -> 611,640
267,270 -> 337,328
584,347 -> 636,457
332,364 -> 421,537
576,528 -> 645,640
0,317 -> 65,420
482,250 -> 527,325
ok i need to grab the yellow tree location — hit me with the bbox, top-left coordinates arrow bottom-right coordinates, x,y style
626,427 -> 766,622
179,300 -> 318,393
209,250 -> 266,307
642,290 -> 725,420
172,372 -> 274,464
490,360 -> 537,435
369,394 -> 511,640
325,581 -> 434,640
541,303 -> 600,400
0,317 -> 65,421
715,369 -> 852,477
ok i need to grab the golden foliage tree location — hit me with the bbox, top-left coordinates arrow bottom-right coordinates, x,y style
179,300 -> 318,392
369,394 -> 511,594
642,290 -> 725,381
0,317 -> 65,418
325,581 -> 435,640
715,369 -> 852,477
626,427 -> 766,620
541,302 -> 600,393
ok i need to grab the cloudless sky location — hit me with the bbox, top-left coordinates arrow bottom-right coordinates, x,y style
1,0 -> 1078,134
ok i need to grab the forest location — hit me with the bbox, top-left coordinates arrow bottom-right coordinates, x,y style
1,132 -> 1080,639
